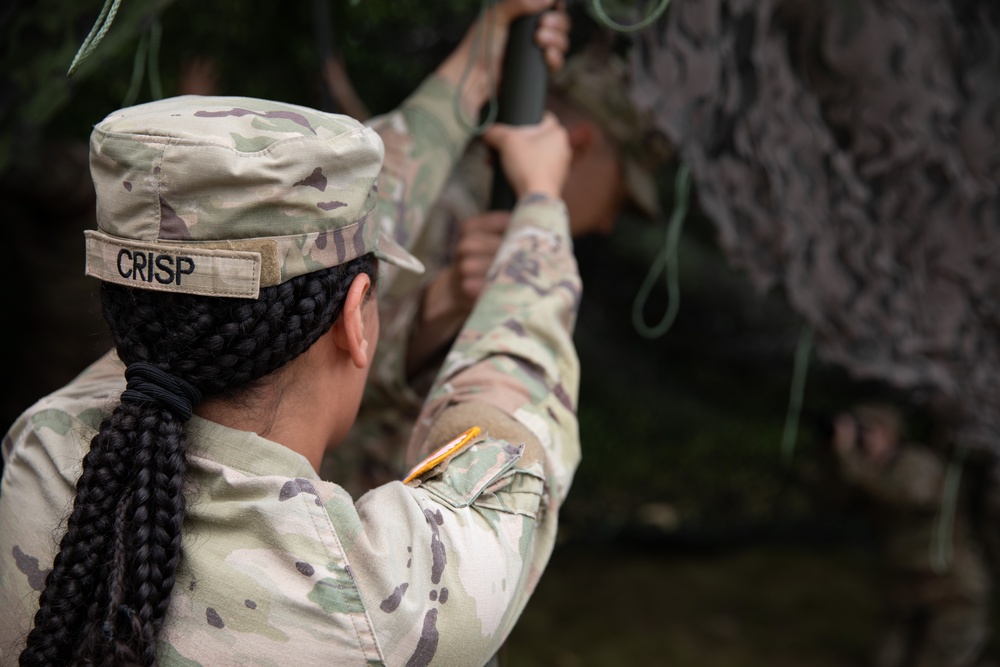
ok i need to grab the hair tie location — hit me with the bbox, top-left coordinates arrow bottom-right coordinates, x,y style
120,362 -> 202,421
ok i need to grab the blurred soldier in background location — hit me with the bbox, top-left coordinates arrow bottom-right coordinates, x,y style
832,403 -> 993,667
322,43 -> 673,497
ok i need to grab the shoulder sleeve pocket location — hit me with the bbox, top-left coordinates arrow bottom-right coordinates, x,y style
419,438 -> 545,516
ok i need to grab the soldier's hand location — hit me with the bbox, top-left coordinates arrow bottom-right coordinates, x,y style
540,3 -> 572,72
438,0 -> 570,110
451,211 -> 510,303
480,0 -> 570,75
421,211 -> 508,323
482,112 -> 570,200
408,212 -> 508,377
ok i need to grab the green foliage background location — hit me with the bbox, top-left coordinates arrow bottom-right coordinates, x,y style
0,0 -> 482,174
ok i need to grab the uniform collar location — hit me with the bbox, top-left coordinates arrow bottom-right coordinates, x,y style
186,415 -> 320,481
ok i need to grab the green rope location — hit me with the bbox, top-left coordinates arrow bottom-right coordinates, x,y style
121,30 -> 148,107
780,325 -> 814,466
121,19 -> 164,107
931,445 -> 967,573
67,0 -> 125,77
453,0 -> 499,136
589,0 -> 672,33
147,18 -> 164,100
631,163 -> 691,339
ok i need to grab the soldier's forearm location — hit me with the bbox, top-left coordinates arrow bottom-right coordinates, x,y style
407,194 -> 581,500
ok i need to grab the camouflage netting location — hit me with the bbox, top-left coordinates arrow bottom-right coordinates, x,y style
627,0 -> 1000,454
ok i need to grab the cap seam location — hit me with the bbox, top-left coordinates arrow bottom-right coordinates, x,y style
91,124 -> 371,158
94,271 -> 259,298
188,206 -> 373,247
153,136 -> 168,241
92,210 -> 375,257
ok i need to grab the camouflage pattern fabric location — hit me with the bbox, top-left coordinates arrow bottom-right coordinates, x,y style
318,72 -> 497,496
323,50 -> 670,496
368,76 -> 481,292
84,93 -> 423,299
0,76 -> 583,664
629,0 -> 1000,454
835,443 -> 992,666
323,142 -> 494,496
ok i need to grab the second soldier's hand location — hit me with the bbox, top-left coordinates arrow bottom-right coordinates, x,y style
482,113 -> 570,201
406,211 -> 509,378
438,0 -> 570,115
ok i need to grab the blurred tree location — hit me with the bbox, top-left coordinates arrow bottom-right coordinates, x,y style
0,0 -> 483,177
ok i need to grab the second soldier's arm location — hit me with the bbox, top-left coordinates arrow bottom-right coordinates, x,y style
366,0 -> 569,292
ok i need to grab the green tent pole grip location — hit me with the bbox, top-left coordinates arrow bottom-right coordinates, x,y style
490,12 -> 548,211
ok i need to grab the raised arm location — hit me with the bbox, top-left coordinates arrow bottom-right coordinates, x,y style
366,0 -> 570,284
341,116 -> 579,665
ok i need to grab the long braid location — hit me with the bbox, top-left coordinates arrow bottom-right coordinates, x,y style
20,256 -> 377,666
20,410 -> 137,666
126,409 -> 187,666
98,486 -> 135,658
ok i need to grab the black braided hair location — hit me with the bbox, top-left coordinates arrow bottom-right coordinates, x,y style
19,255 -> 377,666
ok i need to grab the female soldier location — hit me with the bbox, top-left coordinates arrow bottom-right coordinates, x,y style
0,68 -> 576,667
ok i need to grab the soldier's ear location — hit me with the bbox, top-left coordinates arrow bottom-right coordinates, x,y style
333,273 -> 373,370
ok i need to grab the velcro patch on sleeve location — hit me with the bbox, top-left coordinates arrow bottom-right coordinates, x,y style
403,426 -> 481,485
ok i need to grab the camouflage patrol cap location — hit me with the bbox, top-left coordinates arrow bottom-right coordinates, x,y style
550,49 -> 672,219
85,95 -> 423,299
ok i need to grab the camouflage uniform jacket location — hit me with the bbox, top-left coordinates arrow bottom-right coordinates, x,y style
0,78 -> 582,665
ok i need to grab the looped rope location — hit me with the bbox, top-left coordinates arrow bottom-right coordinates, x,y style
632,162 -> 691,339
589,0 -> 672,33
120,362 -> 202,421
